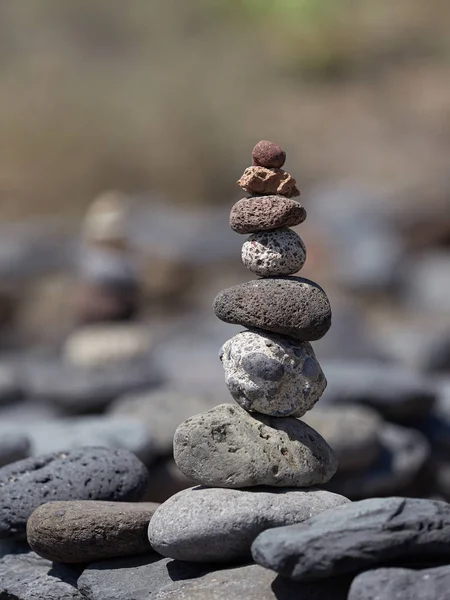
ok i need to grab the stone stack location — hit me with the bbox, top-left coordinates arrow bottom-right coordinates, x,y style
148,141 -> 348,563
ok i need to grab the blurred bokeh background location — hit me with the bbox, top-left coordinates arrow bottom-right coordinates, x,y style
0,0 -> 449,503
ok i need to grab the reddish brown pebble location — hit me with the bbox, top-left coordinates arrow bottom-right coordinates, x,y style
252,140 -> 286,169
237,166 -> 300,198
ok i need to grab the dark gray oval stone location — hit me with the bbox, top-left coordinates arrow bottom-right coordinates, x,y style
0,447 -> 149,540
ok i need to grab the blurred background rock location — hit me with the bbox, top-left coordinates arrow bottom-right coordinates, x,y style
0,0 -> 449,502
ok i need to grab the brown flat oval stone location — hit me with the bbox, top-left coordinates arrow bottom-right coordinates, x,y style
230,196 -> 306,234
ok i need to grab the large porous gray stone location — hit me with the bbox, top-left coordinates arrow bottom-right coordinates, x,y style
220,330 -> 326,417
348,566 -> 450,600
252,497 -> 450,581
213,277 -> 331,341
0,447 -> 149,540
0,551 -> 83,599
302,405 -> 382,472
27,500 -> 159,563
174,403 -> 337,488
77,554 -> 210,600
241,228 -> 307,277
0,432 -> 30,467
153,563 -> 351,600
320,360 -> 436,422
148,486 -> 349,563
230,196 -> 306,234
0,417 -> 155,465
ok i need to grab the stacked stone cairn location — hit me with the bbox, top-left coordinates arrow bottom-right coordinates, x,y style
148,141 -> 349,563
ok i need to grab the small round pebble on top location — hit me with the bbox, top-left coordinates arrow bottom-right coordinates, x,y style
252,140 -> 286,169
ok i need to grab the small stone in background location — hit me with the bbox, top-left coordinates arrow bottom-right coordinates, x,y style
174,403 -> 337,488
143,458 -> 194,503
148,486 -> 349,563
220,330 -> 326,417
0,361 -> 23,406
230,196 -> 306,234
0,432 -> 30,467
237,166 -> 300,197
252,140 -> 286,168
0,447 -> 149,540
27,501 -> 159,563
241,228 -> 307,276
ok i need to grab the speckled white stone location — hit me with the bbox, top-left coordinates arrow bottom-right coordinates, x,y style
241,227 -> 306,276
220,330 -> 326,417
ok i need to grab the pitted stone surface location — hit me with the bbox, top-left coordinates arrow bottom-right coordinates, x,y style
230,196 -> 306,234
0,447 -> 149,540
220,330 -> 326,417
241,228 -> 306,276
213,277 -> 332,341
237,166 -> 300,197
148,486 -> 349,562
173,403 -> 337,488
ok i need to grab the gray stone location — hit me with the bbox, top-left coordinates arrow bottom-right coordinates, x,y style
109,388 -> 220,456
220,330 -> 326,417
302,405 -> 382,473
0,447 -> 149,540
320,360 -> 436,422
230,196 -> 306,234
241,228 -> 306,276
154,563 -> 350,600
27,500 -> 159,563
0,551 -> 83,599
77,554 -> 210,600
174,404 -> 337,488
326,423 -> 430,499
348,566 -> 450,600
252,497 -> 450,581
213,277 -> 331,341
148,486 -> 349,563
0,433 -> 30,467
0,417 -> 155,465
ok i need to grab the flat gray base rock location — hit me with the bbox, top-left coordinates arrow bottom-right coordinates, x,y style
252,497 -> 450,581
174,403 -> 337,488
348,566 -> 450,600
0,447 -> 149,540
220,330 -> 326,417
148,486 -> 349,563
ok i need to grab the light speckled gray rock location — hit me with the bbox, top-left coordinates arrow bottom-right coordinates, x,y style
27,500 -> 159,563
148,486 -> 349,562
220,330 -> 326,417
241,228 -> 306,276
174,404 -> 337,488
348,566 -> 450,600
302,405 -> 382,472
0,432 -> 30,467
0,417 -> 155,464
213,277 -> 331,341
0,551 -> 83,599
154,562 -> 350,600
0,447 -> 149,540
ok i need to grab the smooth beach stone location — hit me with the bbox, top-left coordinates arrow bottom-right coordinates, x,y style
302,405 -> 382,472
252,497 -> 450,581
320,360 -> 436,422
27,501 -> 159,563
230,196 -> 306,234
0,432 -> 30,467
237,166 -> 300,197
252,140 -> 286,168
154,563 -> 350,600
0,447 -> 149,540
326,423 -> 430,499
220,330 -> 326,417
213,277 -> 331,341
241,228 -> 306,276
78,554 -> 210,600
0,417 -> 155,465
348,566 -> 450,600
174,403 -> 337,488
148,486 -> 349,563
0,551 -> 83,600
